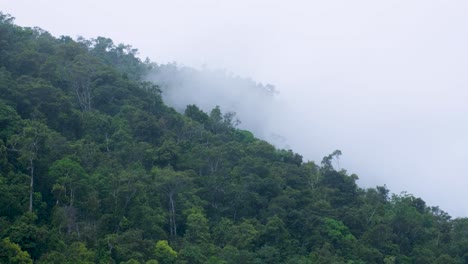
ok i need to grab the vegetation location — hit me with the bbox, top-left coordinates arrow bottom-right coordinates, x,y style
0,12 -> 467,263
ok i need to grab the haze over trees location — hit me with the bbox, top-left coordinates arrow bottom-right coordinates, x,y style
0,12 -> 467,263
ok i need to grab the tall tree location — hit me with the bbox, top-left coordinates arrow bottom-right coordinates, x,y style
152,167 -> 191,242
9,120 -> 51,212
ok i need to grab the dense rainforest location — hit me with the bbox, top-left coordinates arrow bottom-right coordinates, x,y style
0,12 -> 467,264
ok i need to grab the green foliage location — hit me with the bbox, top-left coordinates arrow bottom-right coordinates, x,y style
184,209 -> 210,244
229,219 -> 259,250
0,101 -> 21,141
49,157 -> 87,207
154,240 -> 177,264
185,104 -> 209,125
66,242 -> 95,264
121,259 -> 140,264
0,11 -> 466,264
323,217 -> 356,243
0,237 -> 33,264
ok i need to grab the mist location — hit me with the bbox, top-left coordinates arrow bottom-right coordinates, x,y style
3,0 -> 468,217
145,64 -> 283,145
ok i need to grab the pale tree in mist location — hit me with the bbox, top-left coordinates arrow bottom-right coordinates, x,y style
65,54 -> 100,112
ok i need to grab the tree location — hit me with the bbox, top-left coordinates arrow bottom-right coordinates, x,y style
321,150 -> 342,171
9,120 -> 53,212
49,157 -> 88,235
66,242 -> 95,264
0,237 -> 33,264
322,217 -> 356,246
212,217 -> 234,248
0,102 -> 21,141
208,106 -> 240,134
229,219 -> 259,250
434,254 -> 456,264
7,212 -> 48,260
49,157 -> 87,207
154,240 -> 177,264
184,209 -> 210,244
65,54 -> 100,112
261,216 -> 289,247
152,167 -> 191,242
185,104 -> 209,125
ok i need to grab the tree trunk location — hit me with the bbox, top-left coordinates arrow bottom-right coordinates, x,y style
29,158 -> 34,212
169,192 -> 177,241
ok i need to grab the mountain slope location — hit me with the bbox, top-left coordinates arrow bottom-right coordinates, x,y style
0,12 -> 466,264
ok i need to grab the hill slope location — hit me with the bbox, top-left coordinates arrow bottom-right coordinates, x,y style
0,12 -> 467,264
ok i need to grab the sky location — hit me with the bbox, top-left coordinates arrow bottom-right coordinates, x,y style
3,0 -> 468,217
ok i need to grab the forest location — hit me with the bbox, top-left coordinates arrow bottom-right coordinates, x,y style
0,12 -> 467,263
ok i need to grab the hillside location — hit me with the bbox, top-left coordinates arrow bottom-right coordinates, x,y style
0,12 -> 467,264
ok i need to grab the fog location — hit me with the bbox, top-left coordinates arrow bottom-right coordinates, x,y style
3,0 -> 468,217
145,64 -> 286,146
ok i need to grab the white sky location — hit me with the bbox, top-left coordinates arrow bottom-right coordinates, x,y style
3,0 -> 468,217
